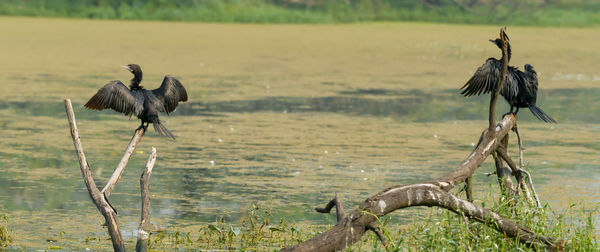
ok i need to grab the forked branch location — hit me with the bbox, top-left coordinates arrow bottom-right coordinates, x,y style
65,98 -> 156,252
65,99 -> 126,252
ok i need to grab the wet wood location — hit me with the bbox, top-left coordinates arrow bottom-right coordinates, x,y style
136,147 -> 157,252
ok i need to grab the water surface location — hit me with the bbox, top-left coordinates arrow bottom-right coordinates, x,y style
0,17 -> 598,249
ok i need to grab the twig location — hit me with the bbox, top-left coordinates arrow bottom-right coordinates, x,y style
136,147 -> 157,252
513,124 -> 525,167
366,222 -> 387,247
496,147 -> 537,206
315,193 -> 345,223
64,99 -> 125,252
494,137 -> 517,198
511,125 -> 541,208
465,176 -> 473,202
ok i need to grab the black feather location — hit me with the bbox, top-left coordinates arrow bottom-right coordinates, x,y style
84,64 -> 188,138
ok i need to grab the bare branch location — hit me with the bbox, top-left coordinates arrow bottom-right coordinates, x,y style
282,184 -> 560,251
102,128 -> 145,197
64,99 -> 125,252
366,222 -> 387,247
136,147 -> 157,252
489,27 -> 509,130
315,193 -> 345,223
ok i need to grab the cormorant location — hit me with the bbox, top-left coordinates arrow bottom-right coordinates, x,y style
460,38 -> 556,123
84,64 -> 188,139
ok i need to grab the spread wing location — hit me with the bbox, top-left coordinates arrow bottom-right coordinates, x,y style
499,68 -> 524,104
461,58 -> 519,99
84,80 -> 140,116
460,58 -> 502,97
151,75 -> 188,114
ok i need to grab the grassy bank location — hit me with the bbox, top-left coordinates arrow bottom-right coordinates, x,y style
93,201 -> 599,250
1,0 -> 600,26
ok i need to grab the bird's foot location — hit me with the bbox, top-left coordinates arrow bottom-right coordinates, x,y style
136,124 -> 149,133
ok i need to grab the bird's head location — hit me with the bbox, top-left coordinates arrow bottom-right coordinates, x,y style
524,64 -> 536,73
489,38 -> 511,61
489,38 -> 502,49
122,64 -> 142,75
122,64 -> 143,86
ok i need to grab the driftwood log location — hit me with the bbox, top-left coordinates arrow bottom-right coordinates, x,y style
281,28 -> 559,251
64,99 -> 157,252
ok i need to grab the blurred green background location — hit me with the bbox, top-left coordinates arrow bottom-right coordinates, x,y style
1,0 -> 600,26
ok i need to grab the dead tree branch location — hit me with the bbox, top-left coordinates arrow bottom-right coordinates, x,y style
102,128 -> 145,197
136,147 -> 157,252
65,98 -> 157,251
315,193 -> 345,223
282,28 -> 558,252
489,27 -> 509,130
65,99 -> 126,252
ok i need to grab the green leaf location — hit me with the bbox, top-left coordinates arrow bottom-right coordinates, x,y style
208,224 -> 222,234
230,226 -> 241,236
268,226 -> 284,232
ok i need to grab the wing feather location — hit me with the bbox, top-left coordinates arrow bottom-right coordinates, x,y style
461,59 -> 502,97
84,80 -> 138,116
151,75 -> 188,114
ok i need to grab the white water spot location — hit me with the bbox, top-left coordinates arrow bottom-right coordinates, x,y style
318,165 -> 323,169
291,158 -> 296,162
217,138 -> 222,143
433,134 -> 438,139
292,171 -> 300,176
378,200 -> 387,213
229,125 -> 235,132
336,152 -> 340,155
471,142 -> 475,146
360,170 -> 365,173
363,178 -> 368,181
324,150 -> 328,154
209,160 -> 215,166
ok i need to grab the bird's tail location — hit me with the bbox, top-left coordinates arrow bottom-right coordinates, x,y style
528,104 -> 557,123
152,119 -> 176,140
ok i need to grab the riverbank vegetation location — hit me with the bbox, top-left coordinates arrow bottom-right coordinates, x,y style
1,0 -> 600,26
144,201 -> 599,250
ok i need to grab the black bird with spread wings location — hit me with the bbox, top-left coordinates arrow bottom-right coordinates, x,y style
84,64 -> 188,140
460,38 -> 556,123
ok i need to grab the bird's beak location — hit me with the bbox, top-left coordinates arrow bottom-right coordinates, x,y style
489,39 -> 494,43
121,65 -> 132,71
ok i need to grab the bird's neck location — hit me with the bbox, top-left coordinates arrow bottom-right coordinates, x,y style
130,74 -> 143,90
506,43 -> 512,61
